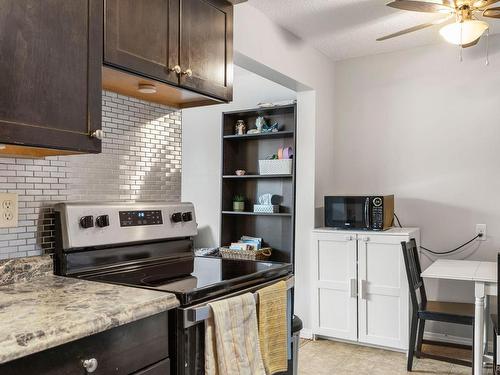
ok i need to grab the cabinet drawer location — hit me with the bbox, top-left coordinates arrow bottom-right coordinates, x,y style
0,312 -> 169,375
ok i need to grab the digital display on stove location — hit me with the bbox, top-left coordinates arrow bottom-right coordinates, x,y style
119,210 -> 163,227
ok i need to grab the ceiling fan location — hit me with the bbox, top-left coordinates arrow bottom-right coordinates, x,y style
377,0 -> 500,47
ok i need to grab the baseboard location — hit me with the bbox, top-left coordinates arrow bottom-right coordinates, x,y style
300,328 -> 313,340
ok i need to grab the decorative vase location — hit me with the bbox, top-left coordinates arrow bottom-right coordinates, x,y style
233,201 -> 245,212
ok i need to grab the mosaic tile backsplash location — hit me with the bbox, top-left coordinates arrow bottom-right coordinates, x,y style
0,91 -> 182,259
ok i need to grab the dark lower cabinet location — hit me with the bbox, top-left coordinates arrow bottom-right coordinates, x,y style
179,0 -> 233,101
0,312 -> 169,375
0,0 -> 102,156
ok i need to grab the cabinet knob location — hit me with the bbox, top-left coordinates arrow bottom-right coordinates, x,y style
362,236 -> 370,242
169,65 -> 182,74
181,68 -> 193,77
82,358 -> 98,373
345,235 -> 353,241
90,129 -> 104,140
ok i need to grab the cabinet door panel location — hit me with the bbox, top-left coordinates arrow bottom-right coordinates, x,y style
312,233 -> 357,340
358,235 -> 409,350
105,0 -> 179,84
0,0 -> 102,153
180,0 -> 233,101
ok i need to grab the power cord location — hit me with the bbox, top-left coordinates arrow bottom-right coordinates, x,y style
393,212 -> 483,255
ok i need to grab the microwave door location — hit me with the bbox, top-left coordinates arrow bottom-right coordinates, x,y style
326,197 -> 365,229
364,197 -> 370,229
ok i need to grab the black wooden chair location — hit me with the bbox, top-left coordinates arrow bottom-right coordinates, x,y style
401,239 -> 475,371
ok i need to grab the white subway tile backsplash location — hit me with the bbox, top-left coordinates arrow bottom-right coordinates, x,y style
0,91 -> 182,258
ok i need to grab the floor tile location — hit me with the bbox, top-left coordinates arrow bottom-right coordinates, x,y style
298,339 -> 480,375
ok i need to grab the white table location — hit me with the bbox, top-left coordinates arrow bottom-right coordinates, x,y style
421,259 -> 497,375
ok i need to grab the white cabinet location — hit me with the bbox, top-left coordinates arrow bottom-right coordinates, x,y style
312,232 -> 357,340
312,228 -> 420,351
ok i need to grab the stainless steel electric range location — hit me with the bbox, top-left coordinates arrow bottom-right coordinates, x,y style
53,202 -> 294,375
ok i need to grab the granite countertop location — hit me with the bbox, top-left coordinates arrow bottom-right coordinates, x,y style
0,256 -> 179,364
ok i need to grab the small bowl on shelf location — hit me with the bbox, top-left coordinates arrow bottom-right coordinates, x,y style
235,170 -> 246,176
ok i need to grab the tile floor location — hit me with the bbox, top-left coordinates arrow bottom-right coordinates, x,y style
298,338 -> 491,374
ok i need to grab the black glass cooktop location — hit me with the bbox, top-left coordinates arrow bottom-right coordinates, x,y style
84,256 -> 292,306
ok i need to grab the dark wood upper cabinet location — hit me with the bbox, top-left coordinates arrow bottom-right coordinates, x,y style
104,0 -> 179,85
179,0 -> 233,101
103,0 -> 233,107
0,0 -> 102,157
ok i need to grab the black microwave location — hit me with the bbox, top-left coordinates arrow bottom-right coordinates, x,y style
324,195 -> 394,231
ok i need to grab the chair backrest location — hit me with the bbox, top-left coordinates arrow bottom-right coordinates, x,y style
401,239 -> 427,312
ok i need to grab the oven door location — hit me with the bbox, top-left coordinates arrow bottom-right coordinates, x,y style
171,276 -> 294,375
324,196 -> 370,229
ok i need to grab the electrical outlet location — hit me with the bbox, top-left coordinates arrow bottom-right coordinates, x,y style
0,193 -> 18,228
476,224 -> 487,241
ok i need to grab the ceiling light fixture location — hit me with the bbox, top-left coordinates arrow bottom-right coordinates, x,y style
439,19 -> 489,45
138,84 -> 157,94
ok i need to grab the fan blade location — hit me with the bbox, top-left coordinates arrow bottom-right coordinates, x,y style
483,6 -> 500,17
473,0 -> 500,9
462,36 -> 481,48
387,0 -> 453,13
376,16 -> 452,41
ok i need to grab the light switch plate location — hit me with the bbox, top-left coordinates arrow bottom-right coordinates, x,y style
0,193 -> 18,228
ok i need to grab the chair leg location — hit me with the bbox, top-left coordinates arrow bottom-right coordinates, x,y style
408,314 -> 418,371
416,319 -> 425,358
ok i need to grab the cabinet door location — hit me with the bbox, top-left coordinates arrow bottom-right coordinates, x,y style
312,232 -> 358,340
105,0 -> 179,85
0,0 -> 102,153
179,0 -> 233,101
358,234 -> 409,350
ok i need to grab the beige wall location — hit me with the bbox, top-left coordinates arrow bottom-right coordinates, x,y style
333,36 -> 500,340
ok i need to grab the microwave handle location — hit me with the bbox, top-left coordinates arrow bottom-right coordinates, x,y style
364,197 -> 370,229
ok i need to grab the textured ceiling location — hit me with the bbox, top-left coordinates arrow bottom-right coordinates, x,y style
248,0 -> 499,61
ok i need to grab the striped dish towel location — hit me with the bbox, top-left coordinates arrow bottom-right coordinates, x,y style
257,281 -> 288,374
205,293 -> 266,375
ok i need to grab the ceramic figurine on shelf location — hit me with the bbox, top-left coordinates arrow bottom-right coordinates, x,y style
235,120 -> 246,135
255,116 -> 266,133
262,120 -> 280,133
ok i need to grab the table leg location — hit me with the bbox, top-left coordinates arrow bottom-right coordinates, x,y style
475,282 -> 486,375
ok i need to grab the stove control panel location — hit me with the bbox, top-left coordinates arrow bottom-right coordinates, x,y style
55,202 -> 197,250
119,210 -> 163,227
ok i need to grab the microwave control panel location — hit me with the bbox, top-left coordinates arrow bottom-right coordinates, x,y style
371,197 -> 384,229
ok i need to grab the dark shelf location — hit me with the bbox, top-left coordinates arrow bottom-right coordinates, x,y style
222,103 -> 296,117
222,211 -> 292,217
223,174 -> 293,179
223,131 -> 294,140
221,104 -> 297,264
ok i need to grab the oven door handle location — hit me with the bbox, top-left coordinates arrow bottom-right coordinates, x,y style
364,197 -> 370,229
182,276 -> 295,328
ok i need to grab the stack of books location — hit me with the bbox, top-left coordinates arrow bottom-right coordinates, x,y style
229,236 -> 262,251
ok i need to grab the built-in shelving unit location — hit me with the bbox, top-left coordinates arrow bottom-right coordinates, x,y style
220,104 -> 297,264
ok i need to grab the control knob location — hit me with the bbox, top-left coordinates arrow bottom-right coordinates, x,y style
182,212 -> 193,222
96,215 -> 110,228
171,212 -> 183,223
79,216 -> 94,229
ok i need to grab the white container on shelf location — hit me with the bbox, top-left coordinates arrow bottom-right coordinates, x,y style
258,159 -> 293,175
253,204 -> 279,213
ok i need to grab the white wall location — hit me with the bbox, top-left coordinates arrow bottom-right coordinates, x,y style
182,66 -> 296,247
334,37 -> 500,339
182,2 -> 337,334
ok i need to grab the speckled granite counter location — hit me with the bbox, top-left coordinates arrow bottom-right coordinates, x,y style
0,256 -> 179,364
